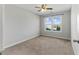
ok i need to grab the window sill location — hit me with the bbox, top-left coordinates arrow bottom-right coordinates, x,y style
44,30 -> 62,32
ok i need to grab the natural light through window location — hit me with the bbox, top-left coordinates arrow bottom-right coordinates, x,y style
45,15 -> 62,32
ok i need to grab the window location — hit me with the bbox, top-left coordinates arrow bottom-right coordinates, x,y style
45,15 -> 62,32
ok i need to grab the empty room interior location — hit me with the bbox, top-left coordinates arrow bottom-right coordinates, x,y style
0,4 -> 79,55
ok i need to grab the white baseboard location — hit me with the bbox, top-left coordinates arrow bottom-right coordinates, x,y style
3,33 -> 40,50
2,33 -> 70,51
40,34 -> 71,40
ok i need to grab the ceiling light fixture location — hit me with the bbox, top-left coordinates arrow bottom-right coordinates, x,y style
35,4 -> 53,12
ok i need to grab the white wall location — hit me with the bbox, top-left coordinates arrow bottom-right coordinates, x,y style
3,5 -> 40,49
71,5 -> 79,55
0,5 -> 2,52
40,10 -> 71,40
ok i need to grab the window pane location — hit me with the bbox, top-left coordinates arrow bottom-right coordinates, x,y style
52,16 -> 62,31
53,16 -> 62,25
45,17 -> 52,24
46,25 -> 52,31
52,25 -> 61,31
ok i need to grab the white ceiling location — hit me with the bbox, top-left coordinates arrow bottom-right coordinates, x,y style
15,4 -> 72,15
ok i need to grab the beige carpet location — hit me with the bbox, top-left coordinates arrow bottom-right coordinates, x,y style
2,36 -> 74,55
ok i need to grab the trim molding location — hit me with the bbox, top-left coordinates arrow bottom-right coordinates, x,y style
40,34 -> 71,40
3,33 -> 40,50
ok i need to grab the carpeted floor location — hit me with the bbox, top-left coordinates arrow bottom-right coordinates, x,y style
2,36 -> 74,55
